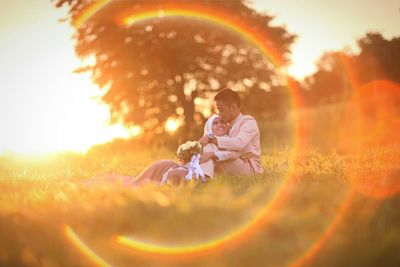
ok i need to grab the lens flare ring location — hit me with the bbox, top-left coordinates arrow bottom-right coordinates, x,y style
64,224 -> 112,267
288,57 -> 400,267
66,0 -> 349,265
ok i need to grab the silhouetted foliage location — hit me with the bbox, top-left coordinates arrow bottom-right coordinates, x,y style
55,0 -> 296,139
355,33 -> 400,84
302,33 -> 400,106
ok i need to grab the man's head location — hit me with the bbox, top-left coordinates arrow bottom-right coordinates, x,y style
214,88 -> 241,123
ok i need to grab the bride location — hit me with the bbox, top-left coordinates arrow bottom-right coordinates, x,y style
82,114 -> 239,186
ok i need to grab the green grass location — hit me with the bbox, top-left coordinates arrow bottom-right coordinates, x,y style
0,146 -> 399,267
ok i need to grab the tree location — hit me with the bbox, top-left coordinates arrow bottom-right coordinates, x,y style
302,33 -> 400,106
355,33 -> 400,84
302,51 -> 353,106
55,0 -> 296,139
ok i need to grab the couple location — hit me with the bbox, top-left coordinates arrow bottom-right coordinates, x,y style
85,88 -> 263,186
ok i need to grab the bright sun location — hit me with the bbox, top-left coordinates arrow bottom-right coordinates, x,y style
0,70 -> 141,155
0,3 -> 139,156
165,118 -> 182,133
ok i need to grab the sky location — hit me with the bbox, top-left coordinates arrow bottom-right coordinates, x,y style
0,0 -> 137,155
250,0 -> 400,77
0,0 -> 399,155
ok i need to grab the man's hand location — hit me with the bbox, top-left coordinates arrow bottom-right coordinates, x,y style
198,135 -> 210,146
199,134 -> 218,146
209,136 -> 218,145
208,133 -> 218,145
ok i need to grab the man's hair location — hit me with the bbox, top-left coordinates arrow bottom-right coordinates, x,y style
214,88 -> 240,108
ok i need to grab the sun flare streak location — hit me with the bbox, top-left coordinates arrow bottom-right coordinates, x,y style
64,225 -> 112,267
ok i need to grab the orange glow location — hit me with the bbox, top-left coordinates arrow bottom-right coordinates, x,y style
340,79 -> 400,199
337,57 -> 400,199
344,80 -> 400,147
348,170 -> 400,200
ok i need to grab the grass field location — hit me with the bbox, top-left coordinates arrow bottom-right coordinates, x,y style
1,142 -> 399,267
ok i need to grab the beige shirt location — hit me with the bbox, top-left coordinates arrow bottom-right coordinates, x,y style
215,113 -> 264,174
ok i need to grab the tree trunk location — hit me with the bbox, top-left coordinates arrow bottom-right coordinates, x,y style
183,99 -> 195,138
177,86 -> 195,140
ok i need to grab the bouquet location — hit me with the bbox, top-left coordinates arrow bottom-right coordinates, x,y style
176,141 -> 203,163
176,141 -> 206,182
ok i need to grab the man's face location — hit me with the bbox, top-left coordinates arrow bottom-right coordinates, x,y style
216,100 -> 234,123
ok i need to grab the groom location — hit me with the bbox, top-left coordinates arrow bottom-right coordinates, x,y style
200,88 -> 264,176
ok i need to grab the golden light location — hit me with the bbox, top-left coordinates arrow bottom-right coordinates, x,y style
127,125 -> 143,137
165,118 -> 182,133
340,79 -> 400,200
0,1 -> 137,156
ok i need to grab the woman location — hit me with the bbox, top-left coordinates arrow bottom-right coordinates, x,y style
153,114 -> 240,185
81,115 -> 238,187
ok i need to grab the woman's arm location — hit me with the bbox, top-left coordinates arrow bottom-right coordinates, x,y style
199,151 -> 216,164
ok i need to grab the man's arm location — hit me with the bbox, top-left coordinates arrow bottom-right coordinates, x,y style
215,119 -> 259,151
198,134 -> 210,147
199,143 -> 239,162
200,150 -> 240,163
214,150 -> 240,161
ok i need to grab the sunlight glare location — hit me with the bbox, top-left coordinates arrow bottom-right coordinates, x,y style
165,118 -> 182,133
0,2 -> 137,156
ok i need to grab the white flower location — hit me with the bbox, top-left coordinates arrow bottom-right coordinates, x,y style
181,143 -> 190,151
176,141 -> 202,162
189,141 -> 196,148
195,142 -> 202,150
177,147 -> 183,155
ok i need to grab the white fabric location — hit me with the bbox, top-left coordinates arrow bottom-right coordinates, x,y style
160,167 -> 174,185
214,150 -> 229,161
159,166 -> 187,185
185,154 -> 206,182
203,114 -> 218,136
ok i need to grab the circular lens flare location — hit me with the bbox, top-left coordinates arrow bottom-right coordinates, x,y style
341,79 -> 400,199
64,224 -> 112,267
69,0 -> 306,263
115,179 -> 295,257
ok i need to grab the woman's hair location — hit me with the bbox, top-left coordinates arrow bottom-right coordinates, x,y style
214,88 -> 240,107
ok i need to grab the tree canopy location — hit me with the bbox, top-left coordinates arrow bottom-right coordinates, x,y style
302,33 -> 400,106
55,0 -> 296,139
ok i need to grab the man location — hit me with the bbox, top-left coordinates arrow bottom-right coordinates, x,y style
199,88 -> 264,176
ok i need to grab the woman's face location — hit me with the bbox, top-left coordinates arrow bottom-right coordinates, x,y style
212,117 -> 229,136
